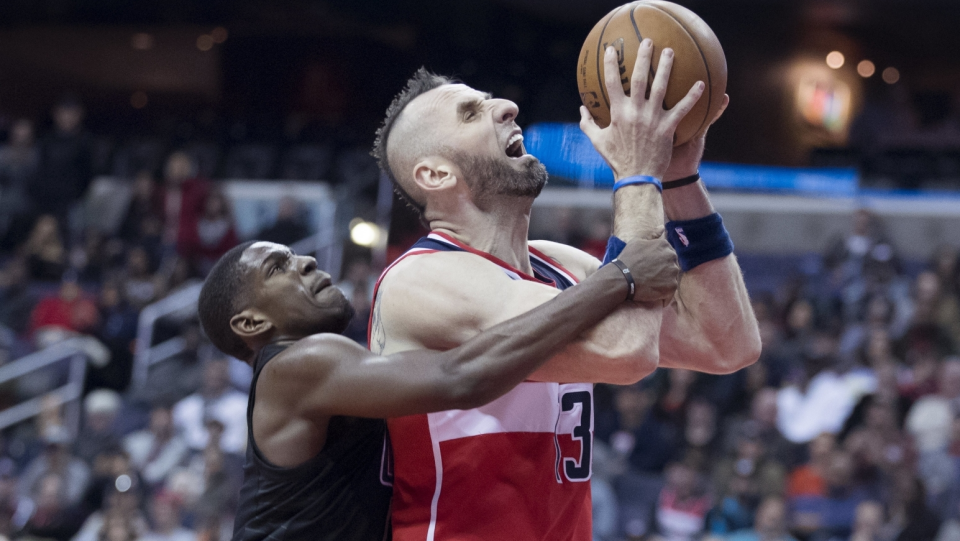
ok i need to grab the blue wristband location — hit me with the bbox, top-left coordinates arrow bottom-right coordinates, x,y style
613,175 -> 662,193
601,235 -> 627,265
665,213 -> 734,271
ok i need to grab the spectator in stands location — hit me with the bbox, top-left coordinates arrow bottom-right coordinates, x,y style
182,188 -> 238,275
171,357 -> 246,454
884,472 -> 940,541
193,445 -> 236,536
31,95 -> 94,233
929,246 -> 960,348
706,464 -> 762,535
90,282 -> 139,392
777,331 -> 865,444
652,459 -> 711,541
684,399 -> 721,470
124,405 -> 189,489
29,276 -> 99,347
713,432 -> 786,507
724,388 -> 798,468
0,257 -> 36,336
18,425 -> 91,507
21,472 -> 86,541
723,496 -> 797,541
790,450 -> 869,540
844,400 -> 913,483
119,170 -> 163,244
141,491 -> 195,541
0,118 -> 39,249
159,151 -> 208,257
74,389 -> 122,465
122,246 -> 161,309
787,433 -> 836,499
21,214 -> 67,282
256,195 -> 310,246
847,500 -> 887,541
71,230 -> 117,284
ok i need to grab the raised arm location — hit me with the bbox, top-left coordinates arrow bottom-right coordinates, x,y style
275,251 -> 636,420
656,105 -> 761,373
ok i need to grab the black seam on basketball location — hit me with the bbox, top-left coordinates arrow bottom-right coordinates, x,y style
645,3 -> 713,138
595,6 -> 624,112
628,4 -> 657,94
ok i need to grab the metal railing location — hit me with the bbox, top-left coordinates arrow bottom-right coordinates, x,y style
0,338 -> 89,435
131,232 -> 340,390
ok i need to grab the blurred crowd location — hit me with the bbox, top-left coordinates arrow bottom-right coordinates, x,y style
589,209 -> 960,541
0,96 -> 379,541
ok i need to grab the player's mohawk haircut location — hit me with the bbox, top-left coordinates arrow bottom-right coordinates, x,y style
372,68 -> 453,216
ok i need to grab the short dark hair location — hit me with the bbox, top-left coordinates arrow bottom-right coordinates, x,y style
198,241 -> 257,361
372,68 -> 453,215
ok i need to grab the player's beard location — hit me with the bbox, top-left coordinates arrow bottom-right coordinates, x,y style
447,150 -> 548,207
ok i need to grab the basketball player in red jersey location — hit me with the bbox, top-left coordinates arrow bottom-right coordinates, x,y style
369,43 -> 761,540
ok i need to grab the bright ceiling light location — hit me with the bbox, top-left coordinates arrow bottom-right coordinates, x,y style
857,60 -> 875,78
350,221 -> 381,247
826,51 -> 845,69
882,67 -> 900,84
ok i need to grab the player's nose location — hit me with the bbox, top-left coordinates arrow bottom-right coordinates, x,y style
491,98 -> 518,124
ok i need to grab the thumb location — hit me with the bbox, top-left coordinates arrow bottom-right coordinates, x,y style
579,106 -> 602,141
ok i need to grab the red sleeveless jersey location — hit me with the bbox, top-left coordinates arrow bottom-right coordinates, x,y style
369,232 -> 594,541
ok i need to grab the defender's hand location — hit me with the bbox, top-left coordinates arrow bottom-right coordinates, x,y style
580,39 -> 705,181
664,94 -> 729,182
617,235 -> 680,303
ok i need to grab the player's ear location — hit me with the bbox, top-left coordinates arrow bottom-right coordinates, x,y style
412,157 -> 458,193
230,309 -> 274,341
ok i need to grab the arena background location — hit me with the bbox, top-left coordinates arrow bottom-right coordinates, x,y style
0,0 -> 958,540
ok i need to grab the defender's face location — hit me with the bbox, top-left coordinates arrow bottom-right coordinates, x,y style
421,84 -> 538,171
240,242 -> 353,338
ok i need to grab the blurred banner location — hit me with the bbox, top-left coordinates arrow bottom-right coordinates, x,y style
525,122 -> 858,195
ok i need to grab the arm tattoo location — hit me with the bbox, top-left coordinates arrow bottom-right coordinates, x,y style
371,288 -> 386,354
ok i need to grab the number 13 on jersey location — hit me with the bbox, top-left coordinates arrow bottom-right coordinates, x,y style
555,385 -> 593,483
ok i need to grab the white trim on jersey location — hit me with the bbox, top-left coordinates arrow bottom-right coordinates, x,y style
425,418 -> 445,541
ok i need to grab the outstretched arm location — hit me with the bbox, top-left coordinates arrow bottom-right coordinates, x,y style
280,254 -> 635,420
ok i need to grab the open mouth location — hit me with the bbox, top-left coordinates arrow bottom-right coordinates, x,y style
312,277 -> 332,295
505,132 -> 525,158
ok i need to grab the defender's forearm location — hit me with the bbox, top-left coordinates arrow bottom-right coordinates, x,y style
442,263 -> 627,405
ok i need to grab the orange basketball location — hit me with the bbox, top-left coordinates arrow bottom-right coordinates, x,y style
576,1 -> 727,146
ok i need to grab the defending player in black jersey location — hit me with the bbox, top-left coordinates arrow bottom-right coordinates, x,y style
197,238 -> 679,541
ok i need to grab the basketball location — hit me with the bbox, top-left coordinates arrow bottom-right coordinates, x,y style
577,0 -> 727,146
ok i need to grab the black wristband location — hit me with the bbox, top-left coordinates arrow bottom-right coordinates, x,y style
663,172 -> 701,190
610,259 -> 636,301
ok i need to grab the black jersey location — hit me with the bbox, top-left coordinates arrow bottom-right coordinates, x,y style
232,343 -> 393,541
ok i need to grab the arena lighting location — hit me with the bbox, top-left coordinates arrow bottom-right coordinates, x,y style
211,27 -> 229,44
115,474 -> 132,492
857,60 -> 876,78
197,34 -> 215,51
825,51 -> 845,69
350,220 -> 381,247
882,67 -> 900,84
